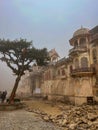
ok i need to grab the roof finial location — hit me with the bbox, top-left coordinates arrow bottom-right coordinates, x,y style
81,25 -> 83,29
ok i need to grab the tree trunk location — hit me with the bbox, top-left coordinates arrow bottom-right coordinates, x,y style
8,75 -> 21,104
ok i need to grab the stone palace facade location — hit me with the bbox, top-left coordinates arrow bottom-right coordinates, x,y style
17,26 -> 98,105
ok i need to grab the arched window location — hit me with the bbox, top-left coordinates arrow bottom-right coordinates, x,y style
75,58 -> 79,69
92,49 -> 97,63
48,70 -> 51,80
81,57 -> 88,68
58,70 -> 60,75
80,38 -> 86,47
70,65 -> 73,72
62,69 -> 65,76
74,40 -> 78,47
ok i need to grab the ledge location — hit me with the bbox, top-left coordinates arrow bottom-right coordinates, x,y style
0,103 -> 24,111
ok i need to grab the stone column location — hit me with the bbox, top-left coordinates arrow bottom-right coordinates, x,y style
95,63 -> 98,87
77,38 -> 80,46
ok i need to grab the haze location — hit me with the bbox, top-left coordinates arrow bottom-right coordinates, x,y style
0,0 -> 98,91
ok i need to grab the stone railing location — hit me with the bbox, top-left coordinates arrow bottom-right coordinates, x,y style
69,46 -> 87,54
70,67 -> 95,77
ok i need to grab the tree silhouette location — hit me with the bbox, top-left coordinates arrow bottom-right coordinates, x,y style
0,39 -> 49,103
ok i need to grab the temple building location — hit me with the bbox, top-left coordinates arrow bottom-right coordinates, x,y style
17,25 -> 98,105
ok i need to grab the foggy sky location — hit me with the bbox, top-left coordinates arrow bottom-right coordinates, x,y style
0,0 -> 98,91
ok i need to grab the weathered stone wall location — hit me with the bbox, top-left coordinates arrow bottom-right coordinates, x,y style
41,76 -> 94,105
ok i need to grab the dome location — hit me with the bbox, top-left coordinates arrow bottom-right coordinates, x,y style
73,27 -> 89,37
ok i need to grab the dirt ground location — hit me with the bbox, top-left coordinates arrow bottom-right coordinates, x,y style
23,98 -> 63,116
23,98 -> 98,130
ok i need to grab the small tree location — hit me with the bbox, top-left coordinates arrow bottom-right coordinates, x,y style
0,39 -> 49,103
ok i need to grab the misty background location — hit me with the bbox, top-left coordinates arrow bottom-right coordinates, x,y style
0,0 -> 98,92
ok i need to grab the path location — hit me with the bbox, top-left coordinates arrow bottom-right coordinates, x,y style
0,109 -> 62,130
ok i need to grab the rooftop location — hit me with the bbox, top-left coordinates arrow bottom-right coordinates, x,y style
73,27 -> 89,37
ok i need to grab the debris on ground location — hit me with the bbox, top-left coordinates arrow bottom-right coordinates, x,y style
24,99 -> 98,130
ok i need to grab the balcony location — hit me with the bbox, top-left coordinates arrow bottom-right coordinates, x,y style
69,46 -> 87,55
70,67 -> 95,77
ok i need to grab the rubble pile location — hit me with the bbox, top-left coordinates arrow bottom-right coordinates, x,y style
26,105 -> 98,130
